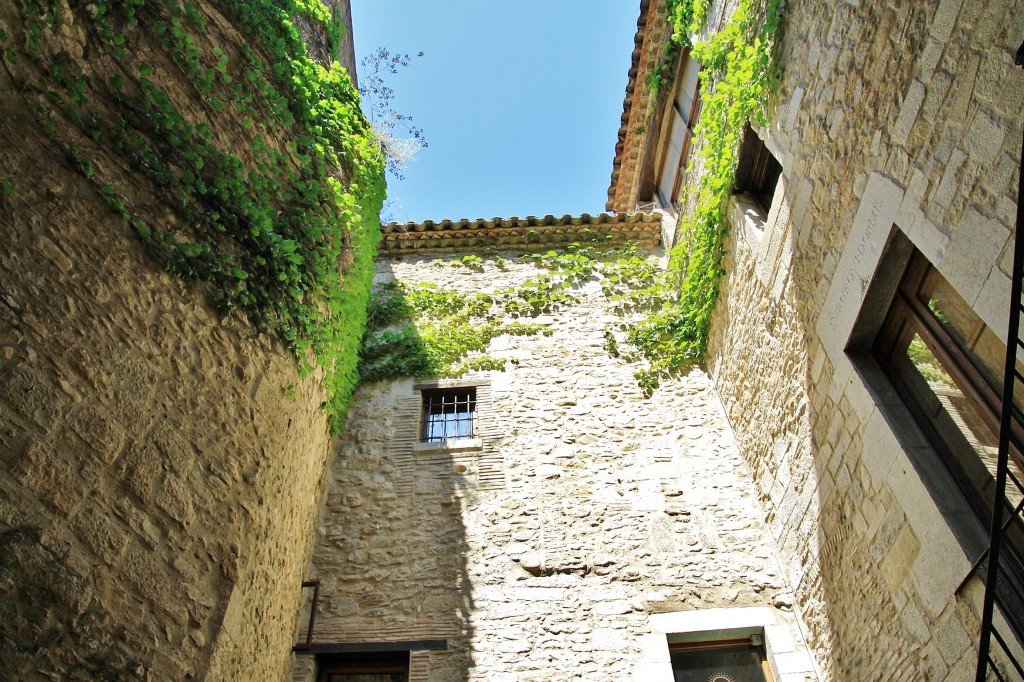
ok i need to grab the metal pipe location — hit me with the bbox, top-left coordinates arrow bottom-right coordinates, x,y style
295,579 -> 321,651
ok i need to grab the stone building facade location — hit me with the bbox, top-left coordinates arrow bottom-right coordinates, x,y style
291,214 -> 819,681
607,0 -> 1024,679
0,2 -> 354,680
2,0 -> 1022,679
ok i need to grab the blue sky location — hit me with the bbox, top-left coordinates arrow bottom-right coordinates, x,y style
349,0 -> 640,223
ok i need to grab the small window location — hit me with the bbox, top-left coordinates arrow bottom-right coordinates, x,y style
733,126 -> 782,213
670,637 -> 774,682
317,651 -> 409,682
420,387 -> 476,442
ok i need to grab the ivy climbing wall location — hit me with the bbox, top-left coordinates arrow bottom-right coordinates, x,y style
702,0 -> 1024,679
0,1 -> 376,679
294,243 -> 819,681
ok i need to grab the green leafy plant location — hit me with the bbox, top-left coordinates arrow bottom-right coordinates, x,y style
631,0 -> 785,392
359,279 -> 550,383
361,244 -> 685,390
8,0 -> 386,432
648,0 -> 711,93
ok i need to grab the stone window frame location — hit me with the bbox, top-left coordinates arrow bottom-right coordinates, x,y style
635,607 -> 819,681
411,378 -> 488,455
846,228 -> 995,560
846,227 -> 1024,628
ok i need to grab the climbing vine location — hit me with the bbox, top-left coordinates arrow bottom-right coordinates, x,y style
2,0 -> 386,431
632,0 -> 784,391
647,0 -> 710,93
360,243 -> 677,394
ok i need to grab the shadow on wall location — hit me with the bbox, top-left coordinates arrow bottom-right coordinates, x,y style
293,258 -> 474,681
0,44 -> 334,680
706,182 -> 845,675
706,0 -> 1024,674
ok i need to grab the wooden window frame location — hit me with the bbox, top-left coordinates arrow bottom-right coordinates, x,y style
871,250 -> 1024,523
860,240 -> 1024,627
733,126 -> 782,214
654,49 -> 702,211
668,636 -> 774,681
316,651 -> 409,682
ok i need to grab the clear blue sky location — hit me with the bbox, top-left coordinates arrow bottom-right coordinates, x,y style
349,0 -> 641,223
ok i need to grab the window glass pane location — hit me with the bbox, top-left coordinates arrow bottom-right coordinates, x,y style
421,388 -> 475,442
670,644 -> 769,682
675,57 -> 701,118
918,269 -> 1024,414
901,333 -> 1024,510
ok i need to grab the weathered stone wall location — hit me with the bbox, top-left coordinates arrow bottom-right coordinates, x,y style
0,5 -> 343,680
705,0 -> 1024,679
295,250 -> 818,681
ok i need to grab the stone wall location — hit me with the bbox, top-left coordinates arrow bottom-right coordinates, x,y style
705,0 -> 1024,679
0,4 -> 342,679
294,249 -> 818,681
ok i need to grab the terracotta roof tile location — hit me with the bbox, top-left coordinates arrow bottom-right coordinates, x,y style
379,213 -> 663,254
606,0 -> 670,213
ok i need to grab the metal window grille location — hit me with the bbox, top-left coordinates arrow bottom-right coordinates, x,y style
421,389 -> 476,442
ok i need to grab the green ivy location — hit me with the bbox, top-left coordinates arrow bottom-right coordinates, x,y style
359,279 -> 552,383
648,0 -> 710,93
632,0 -> 784,391
6,0 -> 385,432
360,243 -> 683,394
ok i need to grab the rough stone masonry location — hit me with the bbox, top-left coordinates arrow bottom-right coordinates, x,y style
293,246 -> 818,681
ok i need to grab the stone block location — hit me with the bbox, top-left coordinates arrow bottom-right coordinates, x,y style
510,587 -> 567,602
154,474 -> 196,529
786,86 -> 805,132
918,40 -> 945,82
72,501 -> 130,564
12,440 -> 87,514
938,206 -> 1009,305
773,650 -> 816,675
929,0 -> 964,42
67,405 -> 126,465
974,266 -> 1011,343
0,365 -> 63,429
892,80 -> 925,146
858,408 -> 900,484
879,524 -> 921,591
879,447 -> 942,540
931,149 -> 967,210
895,169 -> 928,232
912,520 -> 971,617
905,215 -> 949,266
965,110 -> 1005,165
817,173 -> 904,362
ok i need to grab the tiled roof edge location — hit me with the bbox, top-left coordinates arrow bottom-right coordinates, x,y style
378,212 -> 663,254
605,0 -> 668,212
